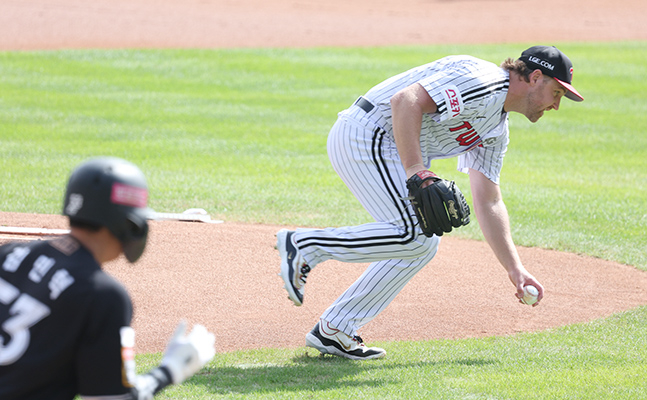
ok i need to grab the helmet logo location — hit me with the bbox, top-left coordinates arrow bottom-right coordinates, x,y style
111,183 -> 148,207
65,193 -> 84,216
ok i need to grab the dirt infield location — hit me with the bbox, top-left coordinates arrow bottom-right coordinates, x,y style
2,0 -> 646,50
3,208 -> 647,355
1,0 -> 646,354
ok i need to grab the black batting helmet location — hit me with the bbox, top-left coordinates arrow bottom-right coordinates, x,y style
63,157 -> 151,263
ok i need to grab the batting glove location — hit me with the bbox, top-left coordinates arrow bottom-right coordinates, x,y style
161,320 -> 216,384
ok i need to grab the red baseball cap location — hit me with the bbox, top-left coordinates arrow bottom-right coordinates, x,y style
519,45 -> 584,102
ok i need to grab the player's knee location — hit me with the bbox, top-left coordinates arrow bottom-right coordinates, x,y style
412,234 -> 440,261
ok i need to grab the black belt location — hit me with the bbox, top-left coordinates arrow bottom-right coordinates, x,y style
354,96 -> 375,113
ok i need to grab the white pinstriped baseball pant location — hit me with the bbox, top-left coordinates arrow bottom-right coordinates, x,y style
293,109 -> 440,337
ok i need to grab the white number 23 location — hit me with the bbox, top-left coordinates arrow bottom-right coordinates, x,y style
0,278 -> 51,365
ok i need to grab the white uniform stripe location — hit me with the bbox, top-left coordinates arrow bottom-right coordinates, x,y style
294,118 -> 435,268
334,124 -> 397,223
355,56 -> 510,183
438,79 -> 508,114
297,126 -> 416,252
372,127 -> 417,235
353,260 -> 420,320
323,245 -> 437,335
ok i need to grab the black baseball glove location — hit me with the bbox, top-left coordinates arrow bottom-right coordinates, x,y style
405,170 -> 471,237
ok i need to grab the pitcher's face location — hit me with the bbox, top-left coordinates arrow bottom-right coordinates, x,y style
525,77 -> 566,123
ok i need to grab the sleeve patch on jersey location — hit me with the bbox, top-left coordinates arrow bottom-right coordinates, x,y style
440,84 -> 464,120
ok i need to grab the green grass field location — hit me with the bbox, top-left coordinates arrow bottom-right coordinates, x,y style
2,42 -> 646,398
141,308 -> 647,399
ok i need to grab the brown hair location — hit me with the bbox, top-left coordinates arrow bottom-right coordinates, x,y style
501,58 -> 532,82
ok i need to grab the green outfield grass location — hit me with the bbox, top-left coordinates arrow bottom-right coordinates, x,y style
1,42 -> 645,269
139,306 -> 647,399
2,42 -> 646,398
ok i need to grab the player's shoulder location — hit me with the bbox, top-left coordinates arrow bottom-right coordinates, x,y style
1,235 -> 84,259
64,251 -> 132,321
434,55 -> 502,75
446,55 -> 504,75
81,265 -> 133,332
1,236 -> 98,279
0,236 -> 128,302
89,267 -> 130,301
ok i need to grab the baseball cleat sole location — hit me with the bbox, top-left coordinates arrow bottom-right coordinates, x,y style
305,322 -> 386,361
277,229 -> 304,306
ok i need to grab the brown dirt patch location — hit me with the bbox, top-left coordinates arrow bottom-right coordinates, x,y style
1,0 -> 646,50
2,213 -> 647,354
1,0 -> 646,354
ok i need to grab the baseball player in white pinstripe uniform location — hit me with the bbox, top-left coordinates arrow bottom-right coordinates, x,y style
277,46 -> 583,360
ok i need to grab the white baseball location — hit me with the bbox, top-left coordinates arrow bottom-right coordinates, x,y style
521,285 -> 539,305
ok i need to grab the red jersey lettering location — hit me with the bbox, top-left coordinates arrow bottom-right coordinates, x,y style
450,122 -> 482,147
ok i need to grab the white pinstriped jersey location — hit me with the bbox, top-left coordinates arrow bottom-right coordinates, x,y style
290,55 -> 517,337
347,55 -> 511,184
